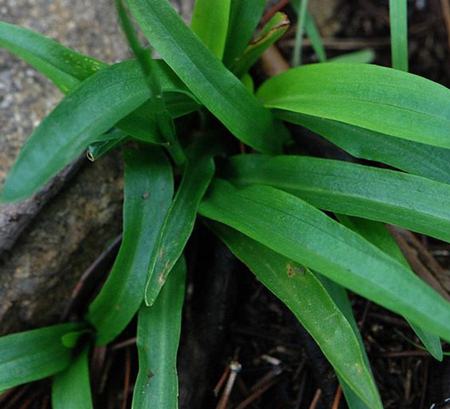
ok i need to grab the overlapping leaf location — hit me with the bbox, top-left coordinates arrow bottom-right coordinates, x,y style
191,0 -> 231,59
278,111 -> 450,185
337,216 -> 443,360
87,148 -> 173,345
0,323 -> 85,390
133,257 -> 186,409
144,140 -> 215,306
52,347 -> 93,409
226,154 -> 450,243
199,180 -> 450,341
258,63 -> 450,148
126,0 -> 287,153
211,222 -> 382,409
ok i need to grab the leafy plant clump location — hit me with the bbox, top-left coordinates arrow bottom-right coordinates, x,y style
1,0 -> 450,408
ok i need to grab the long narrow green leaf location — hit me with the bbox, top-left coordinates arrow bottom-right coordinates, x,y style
292,0 -> 309,66
222,0 -> 266,66
337,216 -> 443,361
211,222 -> 382,409
258,63 -> 450,148
52,347 -> 93,409
277,111 -> 450,185
87,148 -> 173,345
317,277 -> 374,409
389,0 -> 408,71
1,60 -> 152,202
133,257 -> 186,409
144,141 -> 215,306
199,180 -> 450,341
225,154 -> 450,243
232,12 -> 289,77
191,0 -> 231,59
126,0 -> 286,153
290,3 -> 327,62
305,11 -> 327,62
0,323 -> 85,390
0,21 -> 104,93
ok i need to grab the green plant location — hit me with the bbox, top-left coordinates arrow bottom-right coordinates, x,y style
0,0 -> 449,408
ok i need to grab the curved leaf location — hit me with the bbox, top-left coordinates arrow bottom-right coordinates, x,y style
278,111 -> 450,185
258,63 -> 450,148
0,323 -> 85,390
144,141 -> 215,306
126,0 -> 287,153
87,148 -> 173,345
52,347 -> 93,409
1,60 -> 161,202
225,154 -> 450,243
132,257 -> 186,409
211,222 -> 382,409
232,12 -> 289,77
199,180 -> 450,341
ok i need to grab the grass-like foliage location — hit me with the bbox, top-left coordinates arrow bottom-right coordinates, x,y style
0,1 -> 449,408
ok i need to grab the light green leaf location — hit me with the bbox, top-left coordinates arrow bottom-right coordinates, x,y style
0,323 -> 85,390
132,257 -> 186,409
232,12 -> 289,77
126,0 -> 286,153
389,0 -> 408,71
144,140 -> 215,306
258,63 -> 450,149
222,0 -> 266,66
225,154 -> 450,243
199,180 -> 450,341
277,111 -> 450,185
337,215 -> 443,361
211,222 -> 382,409
330,49 -> 375,64
87,148 -> 173,345
191,0 -> 231,59
52,347 -> 93,409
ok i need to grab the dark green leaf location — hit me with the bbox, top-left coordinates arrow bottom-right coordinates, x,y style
0,323 -> 85,390
211,223 -> 382,409
52,347 -> 93,409
199,180 -> 450,341
126,0 -> 286,153
258,63 -> 450,148
277,111 -> 450,185
232,12 -> 289,77
222,0 -> 266,66
144,141 -> 215,306
389,0 -> 408,71
132,257 -> 186,409
0,21 -> 104,93
191,0 -> 231,59
317,277 -> 374,409
87,148 -> 173,345
337,216 -> 443,361
225,154 -> 450,243
1,60 -> 166,202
